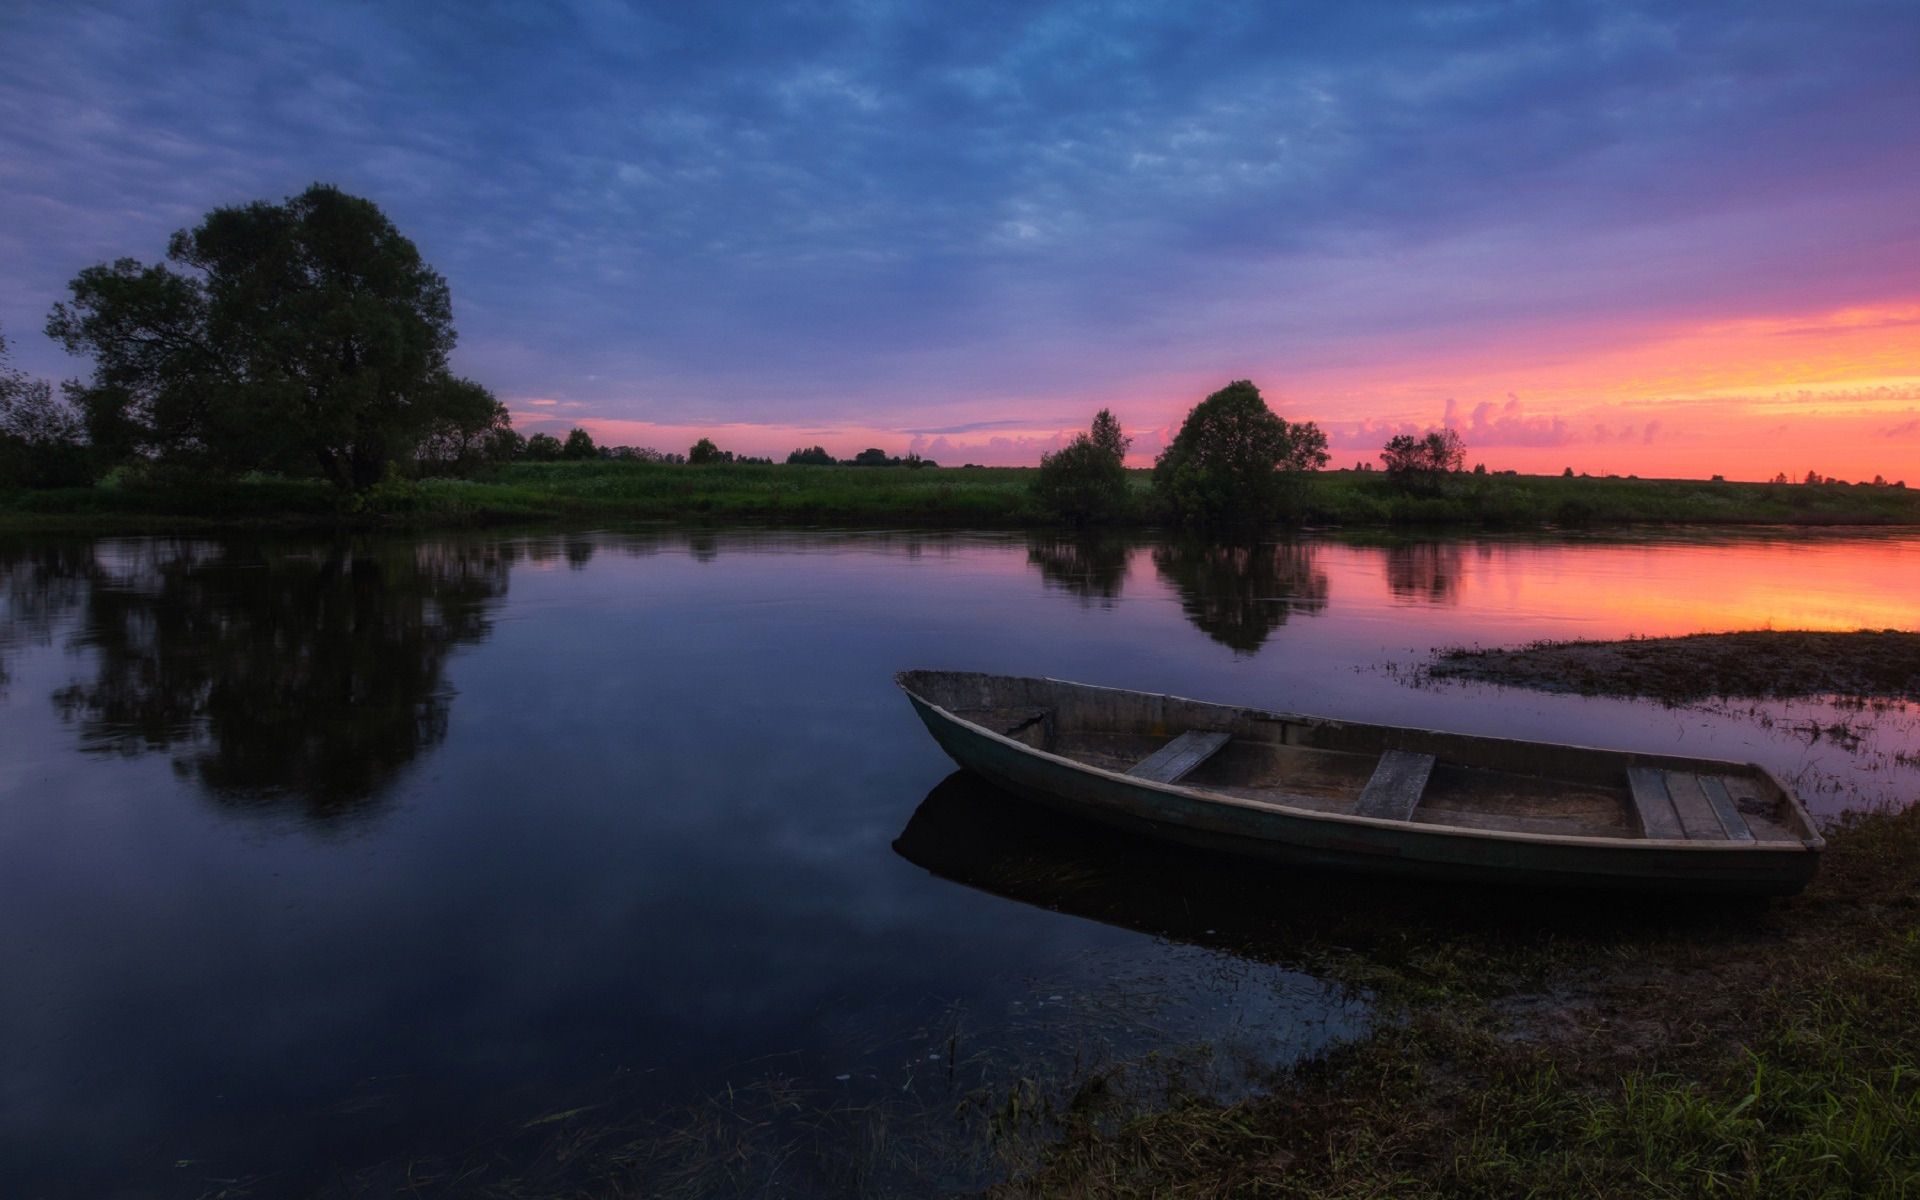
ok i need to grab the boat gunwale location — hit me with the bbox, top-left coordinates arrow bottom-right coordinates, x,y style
897,672 -> 1825,855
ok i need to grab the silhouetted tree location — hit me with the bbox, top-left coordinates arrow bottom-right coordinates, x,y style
523,432 -> 563,461
562,427 -> 597,460
1153,381 -> 1328,524
46,184 -> 502,489
1032,408 -> 1132,522
787,445 -> 835,465
1380,428 -> 1465,494
1151,540 -> 1328,654
689,437 -> 731,464
415,378 -> 517,475
0,325 -> 91,487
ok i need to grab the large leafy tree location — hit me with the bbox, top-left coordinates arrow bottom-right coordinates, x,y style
46,184 -> 500,489
1152,380 -> 1328,524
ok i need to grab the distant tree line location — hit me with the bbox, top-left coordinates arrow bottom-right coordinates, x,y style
685,437 -> 773,465
0,327 -> 91,487
1026,382 -> 1526,525
782,445 -> 936,468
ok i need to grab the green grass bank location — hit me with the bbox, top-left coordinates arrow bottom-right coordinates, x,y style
3,461 -> 1917,533
987,802 -> 1920,1199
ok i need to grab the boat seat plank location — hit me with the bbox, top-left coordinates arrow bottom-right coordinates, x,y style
1700,775 -> 1757,842
1352,750 -> 1436,821
1666,772 -> 1733,841
1627,768 -> 1685,840
1127,730 -> 1231,784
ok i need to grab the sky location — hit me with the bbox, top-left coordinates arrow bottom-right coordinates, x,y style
1,0 -> 1916,480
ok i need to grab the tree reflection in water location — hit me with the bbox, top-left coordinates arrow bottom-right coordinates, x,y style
0,541 -> 100,696
1026,533 -> 1133,607
37,538 -> 511,824
1152,540 -> 1328,654
1384,541 -> 1465,605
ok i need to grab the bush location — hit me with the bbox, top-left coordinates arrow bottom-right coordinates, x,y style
1152,381 -> 1327,525
1032,409 -> 1131,523
0,328 -> 92,488
849,448 -> 935,468
414,379 -> 516,477
604,445 -> 684,463
1381,428 -> 1466,494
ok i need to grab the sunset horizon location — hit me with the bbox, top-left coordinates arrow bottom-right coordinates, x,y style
3,2 -> 1914,484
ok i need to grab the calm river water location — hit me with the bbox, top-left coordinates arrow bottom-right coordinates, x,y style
1,528 -> 1915,1197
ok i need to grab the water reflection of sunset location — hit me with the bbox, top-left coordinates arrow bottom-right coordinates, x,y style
1331,535 -> 1920,639
1005,533 -> 1918,640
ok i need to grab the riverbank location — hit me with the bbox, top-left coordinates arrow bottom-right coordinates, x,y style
3,462 -> 1916,532
991,802 -> 1920,1198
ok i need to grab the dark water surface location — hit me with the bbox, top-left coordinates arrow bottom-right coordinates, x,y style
1,528 -> 1916,1197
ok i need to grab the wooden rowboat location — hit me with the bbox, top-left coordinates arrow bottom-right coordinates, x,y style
896,670 -> 1824,894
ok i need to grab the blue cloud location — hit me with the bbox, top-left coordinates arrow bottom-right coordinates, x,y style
1,0 -> 1915,427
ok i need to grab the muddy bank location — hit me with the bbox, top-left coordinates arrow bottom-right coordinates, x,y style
1431,629 -> 1920,703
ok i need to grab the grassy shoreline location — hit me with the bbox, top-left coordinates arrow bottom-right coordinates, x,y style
3,461 -> 1918,533
990,804 -> 1920,1198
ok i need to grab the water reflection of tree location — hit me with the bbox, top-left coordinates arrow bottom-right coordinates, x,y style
0,540 -> 100,695
51,538 -> 510,824
1027,534 -> 1132,607
1385,541 -> 1464,605
1152,541 -> 1328,654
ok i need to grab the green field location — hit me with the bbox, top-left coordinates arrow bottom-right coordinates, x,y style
2,460 -> 1916,532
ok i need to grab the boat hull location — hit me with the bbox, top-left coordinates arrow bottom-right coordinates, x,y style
901,677 -> 1822,895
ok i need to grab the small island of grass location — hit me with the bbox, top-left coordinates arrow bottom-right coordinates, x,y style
1431,629 -> 1920,703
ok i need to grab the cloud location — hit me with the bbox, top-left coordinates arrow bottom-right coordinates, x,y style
0,0 -> 1914,440
1885,419 -> 1920,438
908,431 -> 1071,466
1326,417 -> 1430,450
1451,397 -> 1577,447
905,417 -> 1082,435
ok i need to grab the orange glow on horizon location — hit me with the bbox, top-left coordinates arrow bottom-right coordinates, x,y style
514,298 -> 1920,482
